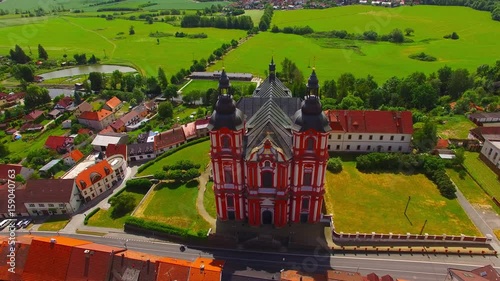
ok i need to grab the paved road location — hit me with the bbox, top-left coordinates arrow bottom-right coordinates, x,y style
25,231 -> 500,281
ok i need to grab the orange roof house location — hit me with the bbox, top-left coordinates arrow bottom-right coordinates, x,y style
189,257 -> 224,281
104,96 -> 122,112
63,149 -> 85,165
110,250 -> 163,281
66,243 -> 126,281
156,257 -> 192,281
0,235 -> 33,281
106,143 -> 127,161
75,160 -> 113,191
22,236 -> 91,281
79,109 -> 113,121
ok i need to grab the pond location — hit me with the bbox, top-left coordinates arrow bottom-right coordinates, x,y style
40,65 -> 137,80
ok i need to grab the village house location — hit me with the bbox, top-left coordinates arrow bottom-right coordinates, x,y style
48,109 -> 63,119
446,265 -> 500,281
103,96 -> 123,112
23,179 -> 82,216
74,101 -> 93,117
106,143 -> 128,161
0,181 -> 29,218
153,127 -> 187,154
54,96 -> 74,112
62,149 -> 85,166
325,110 -> 413,153
77,108 -> 115,131
0,164 -> 34,182
24,110 -> 45,123
143,100 -> 157,113
469,127 -> 500,143
120,109 -> 141,127
128,142 -> 155,162
109,119 -> 126,133
44,136 -> 74,154
20,123 -> 44,132
182,120 -> 197,141
480,139 -> 500,176
468,112 -> 500,126
0,92 -> 25,108
91,132 -> 128,151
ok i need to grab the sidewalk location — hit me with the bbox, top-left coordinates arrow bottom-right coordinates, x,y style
196,167 -> 216,230
60,165 -> 138,234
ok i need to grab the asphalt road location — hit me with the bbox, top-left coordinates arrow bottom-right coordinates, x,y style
28,231 -> 500,281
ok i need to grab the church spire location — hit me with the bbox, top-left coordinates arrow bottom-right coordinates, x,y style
218,68 -> 230,95
269,57 -> 276,82
307,68 -> 319,97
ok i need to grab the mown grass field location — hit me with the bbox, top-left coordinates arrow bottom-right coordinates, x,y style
463,152 -> 500,199
0,16 -> 246,76
0,0 -> 228,12
435,115 -> 475,139
181,79 -> 256,93
38,216 -> 69,231
87,183 -> 150,229
137,140 -> 210,176
325,161 -> 479,235
135,181 -> 211,233
210,6 -> 500,82
204,181 -> 217,218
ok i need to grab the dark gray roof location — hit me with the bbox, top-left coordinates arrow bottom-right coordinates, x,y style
236,97 -> 302,120
253,76 -> 291,98
128,142 -> 154,156
245,99 -> 293,159
207,95 -> 245,131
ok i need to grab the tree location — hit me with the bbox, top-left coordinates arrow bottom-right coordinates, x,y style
129,25 -> 135,35
321,79 -> 337,99
24,85 -> 51,109
327,158 -> 343,173
448,68 -> 473,99
158,101 -> 174,119
339,94 -> 364,109
9,45 -> 30,64
413,119 -> 437,152
404,27 -> 414,36
122,73 -> 136,92
437,65 -> 453,95
88,72 -> 104,92
0,143 -> 9,159
110,193 -> 136,217
453,148 -> 465,167
411,83 -> 438,111
110,70 -> 122,90
389,28 -> 404,43
145,76 -> 161,97
157,67 -> 168,91
11,64 -> 35,82
164,84 -> 178,100
88,54 -> 98,64
337,73 -> 356,102
37,44 -> 48,60
451,32 -> 459,40
73,53 -> 87,65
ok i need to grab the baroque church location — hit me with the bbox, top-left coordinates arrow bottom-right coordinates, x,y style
207,59 -> 332,227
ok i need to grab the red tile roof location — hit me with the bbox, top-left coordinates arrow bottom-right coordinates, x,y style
0,235 -> 33,281
56,96 -> 74,108
66,243 -> 126,281
189,257 -> 224,281
110,118 -> 125,131
79,109 -> 113,121
75,160 -> 112,191
326,270 -> 364,281
106,96 -> 122,109
76,101 -> 93,113
25,179 -> 76,203
20,123 -> 43,132
325,110 -> 413,134
470,127 -> 500,142
156,257 -> 192,281
77,128 -> 92,135
195,117 -> 210,128
154,128 -> 186,151
471,265 -> 500,281
367,273 -> 380,281
0,163 -> 22,180
65,149 -> 84,162
99,126 -> 115,134
24,110 -> 44,121
106,143 -> 127,161
435,139 -> 449,149
44,136 -> 74,151
23,236 -> 91,281
182,121 -> 197,139
0,181 -> 28,213
111,250 -> 163,281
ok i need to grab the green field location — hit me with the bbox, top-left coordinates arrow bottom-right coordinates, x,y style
210,6 -> 500,82
38,216 -> 69,231
463,152 -> 500,199
87,183 -> 149,228
181,79 -> 256,93
0,16 -> 246,76
0,0 -> 228,12
325,161 -> 479,235
203,181 -> 217,218
136,181 -> 211,233
137,140 -> 210,176
435,115 -> 475,139
1,126 -> 70,159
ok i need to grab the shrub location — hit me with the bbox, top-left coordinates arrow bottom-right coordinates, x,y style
444,32 -> 459,40
409,52 -> 437,62
327,158 -> 343,173
110,193 -> 136,217
163,160 -> 201,171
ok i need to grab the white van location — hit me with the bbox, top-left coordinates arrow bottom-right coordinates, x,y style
0,219 -> 16,230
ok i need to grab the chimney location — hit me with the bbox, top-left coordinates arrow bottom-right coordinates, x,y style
50,238 -> 57,244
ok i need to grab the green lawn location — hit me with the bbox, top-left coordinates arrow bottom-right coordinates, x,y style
463,152 -> 500,199
0,16 -> 246,76
87,183 -> 150,229
137,140 -> 210,176
325,161 -> 479,235
210,6 -> 500,82
435,115 -> 475,139
136,181 -> 210,233
174,105 -> 203,120
90,100 -> 104,110
203,181 -> 217,218
182,79 -> 256,93
38,216 -> 69,231
447,168 -> 500,214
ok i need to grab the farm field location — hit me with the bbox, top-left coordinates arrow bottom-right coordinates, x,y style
210,6 -> 500,82
137,140 -> 210,176
134,181 -> 211,234
0,16 -> 246,76
181,79 -> 256,93
324,161 -> 479,235
0,0 -> 228,12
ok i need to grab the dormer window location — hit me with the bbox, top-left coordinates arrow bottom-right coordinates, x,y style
306,138 -> 315,151
80,180 -> 87,189
90,172 -> 102,184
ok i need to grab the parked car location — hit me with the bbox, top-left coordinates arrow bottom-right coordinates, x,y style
22,218 -> 33,228
15,219 -> 25,229
0,219 -> 16,230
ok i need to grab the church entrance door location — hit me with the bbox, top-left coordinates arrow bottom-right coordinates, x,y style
262,210 -> 273,225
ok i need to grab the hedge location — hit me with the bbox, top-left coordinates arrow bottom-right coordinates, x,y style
107,179 -> 152,203
137,136 -> 209,173
84,207 -> 100,225
124,217 -> 207,239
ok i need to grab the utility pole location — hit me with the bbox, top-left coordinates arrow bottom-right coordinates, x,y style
404,196 -> 411,215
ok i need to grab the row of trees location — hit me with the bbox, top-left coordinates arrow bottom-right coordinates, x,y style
259,4 -> 274,31
420,0 -> 500,21
304,28 -> 410,43
180,14 -> 254,30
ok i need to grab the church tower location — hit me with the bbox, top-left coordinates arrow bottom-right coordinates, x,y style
207,69 -> 246,222
291,69 -> 331,223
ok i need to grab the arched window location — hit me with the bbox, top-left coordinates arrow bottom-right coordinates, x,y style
306,137 -> 315,151
89,172 -> 102,184
262,171 -> 273,188
221,135 -> 231,149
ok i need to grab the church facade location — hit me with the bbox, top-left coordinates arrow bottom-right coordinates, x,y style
207,60 -> 331,227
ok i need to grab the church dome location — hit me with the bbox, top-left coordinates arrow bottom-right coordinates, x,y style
301,95 -> 322,115
208,95 -> 244,130
307,69 -> 319,90
218,69 -> 230,89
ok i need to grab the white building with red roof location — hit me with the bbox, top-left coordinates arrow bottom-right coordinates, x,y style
77,109 -> 115,131
325,110 -> 413,153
